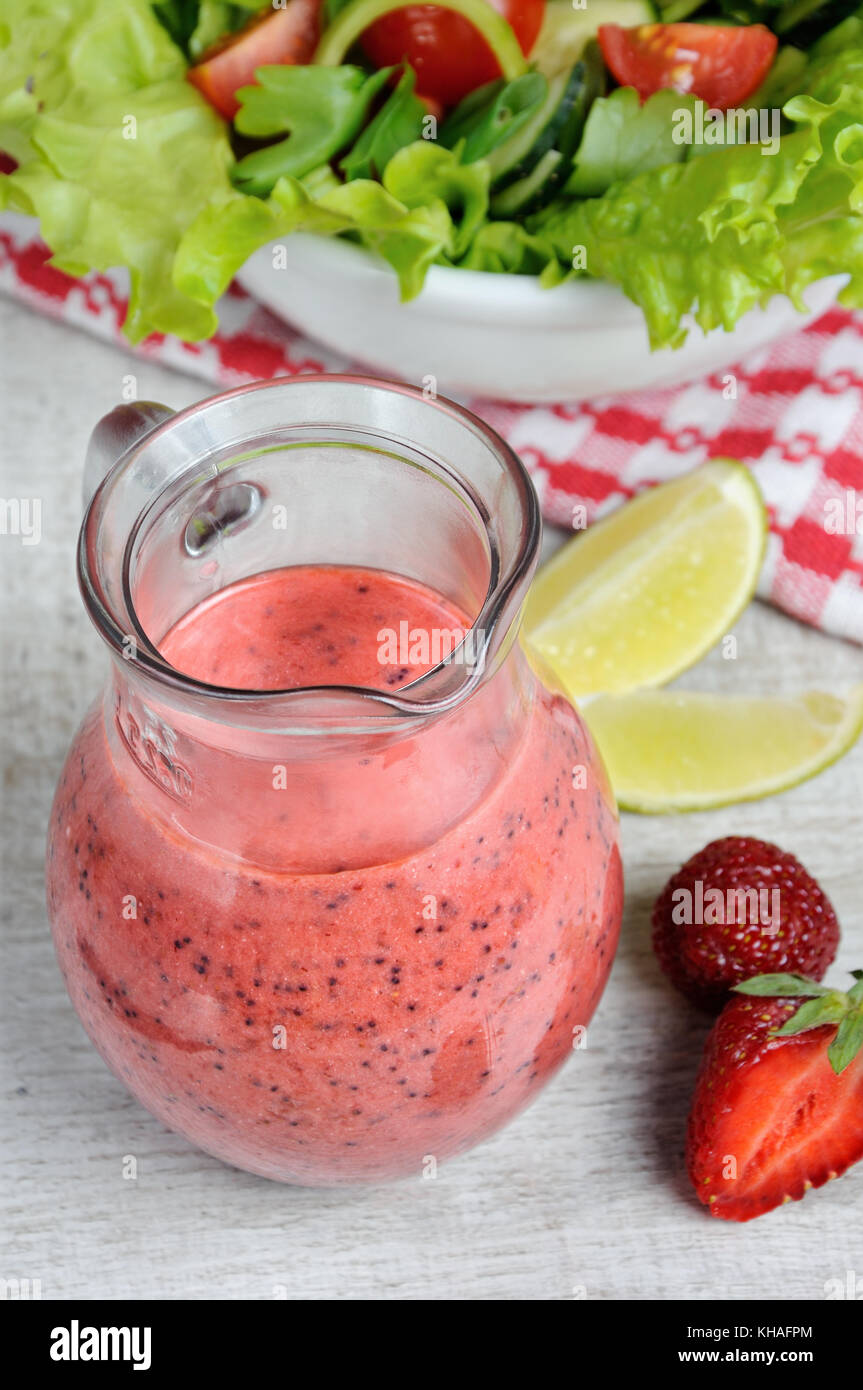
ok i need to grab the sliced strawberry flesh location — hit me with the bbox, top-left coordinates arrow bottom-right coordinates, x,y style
689,995 -> 863,1223
691,1028 -> 863,1220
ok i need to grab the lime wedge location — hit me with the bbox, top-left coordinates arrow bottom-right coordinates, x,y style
584,688 -> 863,813
524,459 -> 766,700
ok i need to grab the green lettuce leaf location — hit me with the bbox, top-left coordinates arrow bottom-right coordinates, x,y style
232,64 -> 392,195
381,141 -> 490,259
529,45 -> 863,348
339,66 -> 426,182
565,88 -> 696,198
750,44 -> 809,107
176,171 -> 454,302
455,219 -> 551,274
177,143 -> 486,301
0,0 -> 239,341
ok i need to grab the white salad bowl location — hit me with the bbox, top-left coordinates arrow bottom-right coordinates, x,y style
237,233 -> 844,403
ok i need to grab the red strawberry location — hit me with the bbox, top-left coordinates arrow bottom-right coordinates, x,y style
652,837 -> 839,1012
687,971 -> 863,1221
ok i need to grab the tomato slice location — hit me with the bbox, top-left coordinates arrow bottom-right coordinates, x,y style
361,0 -> 545,110
417,92 -> 445,124
188,0 -> 322,122
597,22 -> 778,111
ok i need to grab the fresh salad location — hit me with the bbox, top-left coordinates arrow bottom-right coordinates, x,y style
1,0 -> 863,349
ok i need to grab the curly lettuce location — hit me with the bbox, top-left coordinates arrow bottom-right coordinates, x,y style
0,0 -> 477,339
174,153 -> 473,305
0,0 -> 243,339
528,38 -> 863,348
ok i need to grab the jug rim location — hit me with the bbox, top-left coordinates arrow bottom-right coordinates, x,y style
79,374 -> 541,721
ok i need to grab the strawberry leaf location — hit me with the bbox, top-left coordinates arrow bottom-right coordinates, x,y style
828,1008 -> 863,1076
848,973 -> 863,1006
734,973 -> 834,998
775,993 -> 850,1037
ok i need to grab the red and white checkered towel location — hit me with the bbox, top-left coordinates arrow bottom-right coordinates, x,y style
2,211 -> 861,644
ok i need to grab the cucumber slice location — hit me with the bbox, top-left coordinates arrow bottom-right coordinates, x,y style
489,46 -> 604,189
490,148 -> 565,216
486,68 -> 573,184
439,72 -> 549,164
531,0 -> 657,79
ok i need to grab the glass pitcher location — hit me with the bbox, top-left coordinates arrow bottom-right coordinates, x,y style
46,376 -> 623,1186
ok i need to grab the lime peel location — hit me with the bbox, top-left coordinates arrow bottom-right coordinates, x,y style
524,458 -> 767,701
583,686 -> 863,813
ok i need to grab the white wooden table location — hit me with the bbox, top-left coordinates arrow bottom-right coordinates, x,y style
2,298 -> 862,1301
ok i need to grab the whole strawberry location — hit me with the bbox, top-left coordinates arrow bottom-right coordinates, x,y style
687,971 -> 863,1221
652,837 -> 839,1012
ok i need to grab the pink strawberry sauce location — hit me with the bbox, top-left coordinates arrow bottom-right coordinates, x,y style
47,565 -> 622,1184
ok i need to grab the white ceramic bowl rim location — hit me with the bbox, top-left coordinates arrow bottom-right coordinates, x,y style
280,230 -> 649,326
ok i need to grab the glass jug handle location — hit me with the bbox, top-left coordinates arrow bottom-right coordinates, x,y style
82,401 -> 175,509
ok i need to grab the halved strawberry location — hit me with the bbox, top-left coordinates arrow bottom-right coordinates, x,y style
687,971 -> 863,1221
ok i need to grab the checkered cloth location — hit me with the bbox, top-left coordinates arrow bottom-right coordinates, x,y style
2,210 -> 861,643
